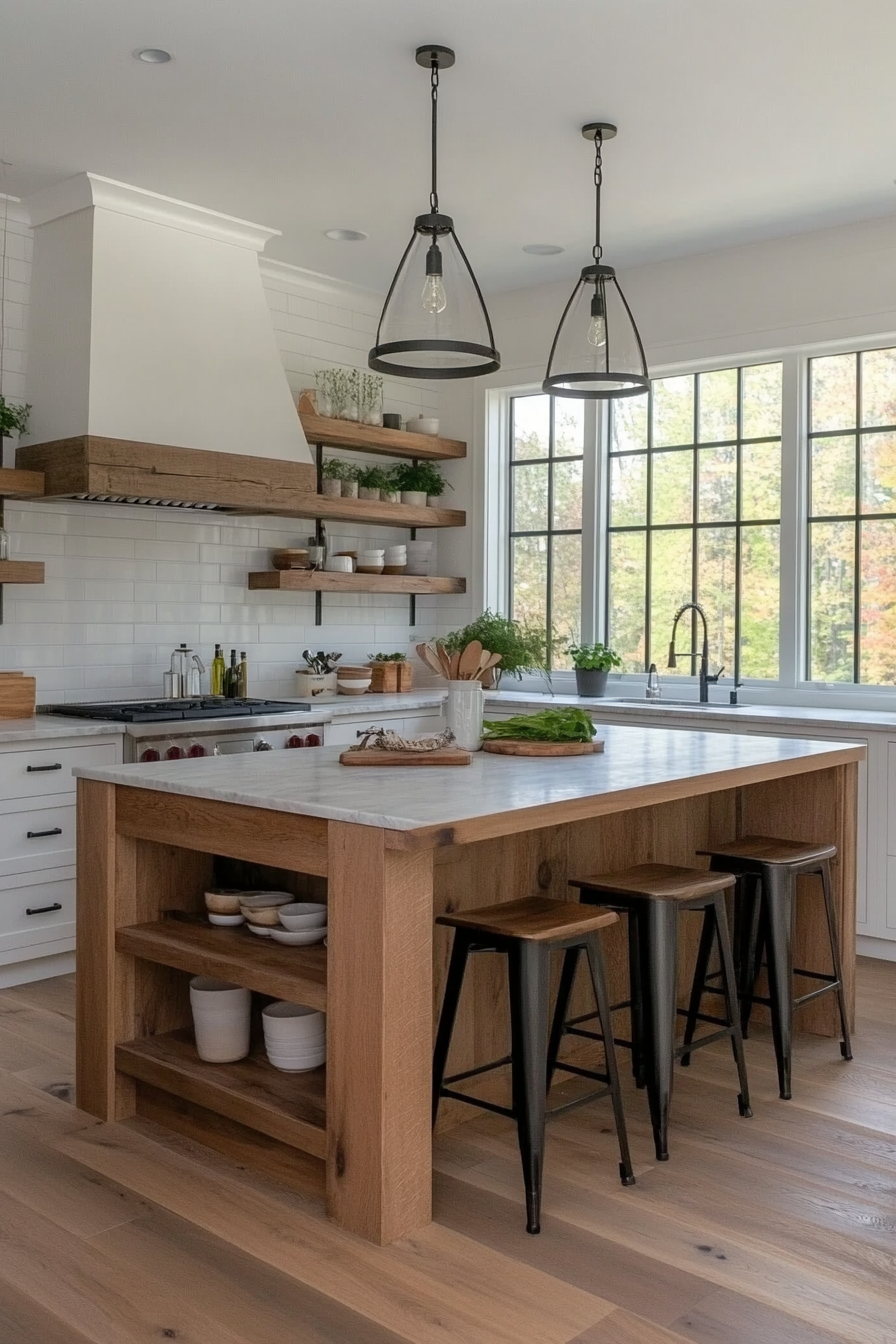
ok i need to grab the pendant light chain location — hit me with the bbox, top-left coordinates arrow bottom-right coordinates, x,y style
430,57 -> 440,214
592,130 -> 603,263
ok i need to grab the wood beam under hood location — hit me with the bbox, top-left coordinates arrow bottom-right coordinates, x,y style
16,436 -> 317,513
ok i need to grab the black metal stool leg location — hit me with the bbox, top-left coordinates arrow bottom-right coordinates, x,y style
432,933 -> 472,1126
763,866 -> 795,1101
627,908 -> 646,1088
546,946 -> 581,1089
681,905 -> 716,1067
818,858 -> 853,1062
583,932 -> 635,1187
736,874 -> 762,1039
712,894 -> 752,1118
508,940 -> 550,1234
640,899 -> 678,1161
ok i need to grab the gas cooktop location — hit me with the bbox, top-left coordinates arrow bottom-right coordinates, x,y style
44,697 -> 311,724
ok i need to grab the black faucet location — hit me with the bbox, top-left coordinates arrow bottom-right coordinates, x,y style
667,602 -> 724,703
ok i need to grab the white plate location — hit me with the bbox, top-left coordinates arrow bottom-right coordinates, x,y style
208,913 -> 245,926
248,925 -> 273,937
238,891 -> 294,910
270,927 -> 328,946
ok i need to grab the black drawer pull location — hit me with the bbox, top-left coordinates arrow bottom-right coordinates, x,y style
27,827 -> 63,839
26,903 -> 63,916
26,763 -> 63,772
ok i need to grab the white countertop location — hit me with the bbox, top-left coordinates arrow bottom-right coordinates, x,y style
0,715 -> 126,744
74,725 -> 863,832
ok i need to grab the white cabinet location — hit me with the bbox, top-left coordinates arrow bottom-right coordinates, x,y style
0,735 -> 119,984
326,710 -> 445,748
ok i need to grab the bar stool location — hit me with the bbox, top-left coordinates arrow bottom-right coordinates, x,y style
432,896 -> 634,1235
561,864 -> 752,1162
694,837 -> 852,1100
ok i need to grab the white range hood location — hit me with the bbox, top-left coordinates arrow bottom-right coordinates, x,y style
16,173 -> 316,511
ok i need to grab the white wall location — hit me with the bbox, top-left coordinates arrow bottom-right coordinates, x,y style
0,209 -> 466,703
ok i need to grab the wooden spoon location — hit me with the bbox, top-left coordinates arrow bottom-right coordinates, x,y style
458,640 -> 483,680
449,650 -> 462,680
416,643 -> 444,678
436,644 -> 453,679
477,652 -> 503,684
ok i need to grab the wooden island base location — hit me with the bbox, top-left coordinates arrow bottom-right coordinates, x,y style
76,743 -> 859,1246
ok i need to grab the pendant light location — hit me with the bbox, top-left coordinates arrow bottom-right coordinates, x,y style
369,45 -> 500,380
543,124 -> 648,399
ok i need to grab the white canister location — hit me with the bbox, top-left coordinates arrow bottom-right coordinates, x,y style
446,679 -> 484,752
189,977 -> 251,1063
295,671 -> 333,698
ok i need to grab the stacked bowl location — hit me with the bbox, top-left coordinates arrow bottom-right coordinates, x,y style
405,539 -> 434,576
357,549 -> 385,574
262,1002 -> 326,1071
270,901 -> 328,945
238,890 -> 293,936
204,888 -> 246,926
337,665 -> 372,696
383,545 -> 407,574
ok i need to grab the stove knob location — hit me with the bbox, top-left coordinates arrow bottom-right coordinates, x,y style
187,743 -> 207,758
286,734 -> 305,749
140,748 -> 161,762
305,732 -> 322,748
165,745 -> 186,760
254,739 -> 273,751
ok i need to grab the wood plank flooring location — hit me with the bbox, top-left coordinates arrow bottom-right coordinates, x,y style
0,962 -> 895,1343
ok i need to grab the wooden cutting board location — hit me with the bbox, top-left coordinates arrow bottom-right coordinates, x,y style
340,748 -> 472,766
481,739 -> 604,757
0,673 -> 36,720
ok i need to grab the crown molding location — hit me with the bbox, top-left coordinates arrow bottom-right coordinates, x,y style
259,256 -> 383,312
24,173 -> 280,251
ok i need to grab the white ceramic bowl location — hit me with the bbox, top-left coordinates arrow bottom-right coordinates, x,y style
358,550 -> 385,559
270,927 -> 328,945
337,681 -> 371,696
262,1002 -> 324,1028
267,1054 -> 325,1073
209,912 -> 245,927
278,902 -> 328,930
204,888 -> 244,914
248,924 -> 272,937
238,891 -> 293,910
324,556 -> 352,573
406,416 -> 440,435
241,906 -> 282,927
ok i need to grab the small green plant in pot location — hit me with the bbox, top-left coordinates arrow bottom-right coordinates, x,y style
357,464 -> 390,501
392,460 -> 450,507
566,642 -> 621,698
443,609 -> 549,688
0,397 -> 31,439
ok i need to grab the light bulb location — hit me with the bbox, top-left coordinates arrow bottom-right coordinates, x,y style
422,273 -> 447,315
587,311 -> 607,349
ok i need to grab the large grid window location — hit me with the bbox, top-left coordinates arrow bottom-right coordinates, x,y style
607,364 -> 783,679
808,347 -> 896,683
509,395 -> 585,668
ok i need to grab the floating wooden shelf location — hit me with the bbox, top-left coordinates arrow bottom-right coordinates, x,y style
233,492 -> 465,529
0,467 -> 45,499
116,920 -> 327,1011
116,1029 -> 326,1158
248,570 -> 466,596
299,412 -> 466,462
0,560 -> 45,584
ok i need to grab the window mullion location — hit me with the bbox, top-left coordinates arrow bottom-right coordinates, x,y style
778,352 -> 803,688
581,399 -> 600,644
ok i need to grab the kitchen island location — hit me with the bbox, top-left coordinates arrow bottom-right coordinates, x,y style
74,725 -> 863,1245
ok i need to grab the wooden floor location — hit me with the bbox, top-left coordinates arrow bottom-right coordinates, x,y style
0,961 -> 895,1344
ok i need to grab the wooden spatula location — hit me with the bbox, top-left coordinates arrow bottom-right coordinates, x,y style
477,651 -> 503,684
436,644 -> 453,679
449,650 -> 462,680
458,640 -> 483,680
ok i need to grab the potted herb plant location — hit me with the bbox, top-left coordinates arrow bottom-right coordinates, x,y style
367,652 -> 413,693
443,610 -> 549,689
320,458 -> 346,498
357,465 -> 390,501
0,397 -> 31,440
392,460 -> 450,508
296,649 -> 342,698
566,642 -> 621,698
381,465 -> 402,504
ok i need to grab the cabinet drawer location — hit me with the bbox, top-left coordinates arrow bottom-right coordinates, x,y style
0,802 -> 74,879
0,869 -> 75,957
0,742 -> 117,802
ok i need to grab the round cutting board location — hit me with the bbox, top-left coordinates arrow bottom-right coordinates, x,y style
481,739 -> 604,757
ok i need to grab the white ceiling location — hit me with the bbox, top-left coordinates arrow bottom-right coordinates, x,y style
3,0 -> 896,295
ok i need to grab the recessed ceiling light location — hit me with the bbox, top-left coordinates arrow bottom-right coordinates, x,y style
324,228 -> 368,242
134,48 -> 172,64
523,243 -> 565,256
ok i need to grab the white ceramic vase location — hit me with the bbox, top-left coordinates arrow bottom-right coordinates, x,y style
401,490 -> 427,508
446,680 -> 484,752
189,977 -> 251,1063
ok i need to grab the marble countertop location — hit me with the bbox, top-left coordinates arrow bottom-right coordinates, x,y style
0,715 -> 127,744
74,724 -> 864,832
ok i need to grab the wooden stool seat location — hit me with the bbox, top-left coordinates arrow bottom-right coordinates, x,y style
698,837 -> 836,867
570,863 -> 734,903
437,897 -> 618,941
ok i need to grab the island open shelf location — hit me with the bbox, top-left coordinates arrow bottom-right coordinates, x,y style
116,1028 -> 326,1158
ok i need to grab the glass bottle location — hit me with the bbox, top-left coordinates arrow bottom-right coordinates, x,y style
210,644 -> 225,696
238,651 -> 248,699
224,649 -> 238,699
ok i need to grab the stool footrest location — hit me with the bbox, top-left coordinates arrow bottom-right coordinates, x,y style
439,1088 -> 516,1121
675,1027 -> 732,1056
548,1085 -> 613,1118
444,1055 -> 512,1086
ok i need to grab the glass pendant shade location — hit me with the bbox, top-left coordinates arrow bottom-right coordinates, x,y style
543,264 -> 648,398
369,214 -> 500,378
